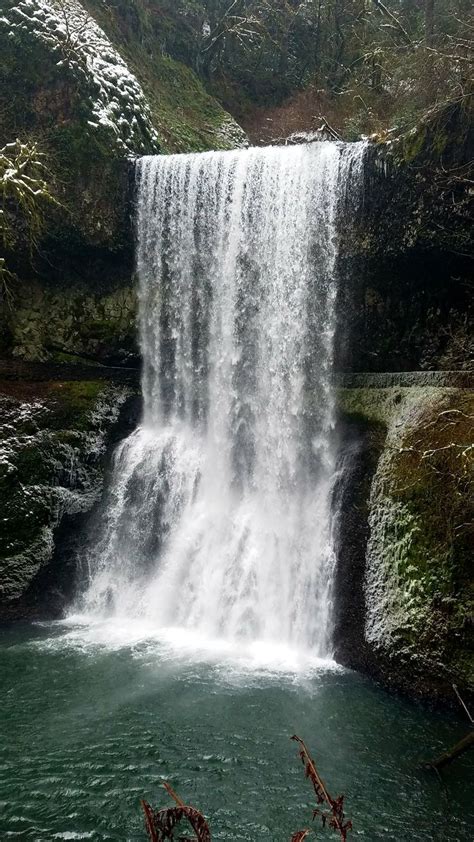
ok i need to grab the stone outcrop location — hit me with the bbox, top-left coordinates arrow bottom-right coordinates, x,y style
0,363 -> 140,620
334,382 -> 473,705
6,281 -> 137,366
336,105 -> 473,374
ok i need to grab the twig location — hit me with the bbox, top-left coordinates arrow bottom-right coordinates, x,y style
423,731 -> 474,771
453,684 -> 474,724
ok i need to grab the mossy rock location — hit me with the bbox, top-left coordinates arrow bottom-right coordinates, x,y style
4,281 -> 138,365
341,385 -> 474,701
0,377 -> 137,612
81,0 -> 247,153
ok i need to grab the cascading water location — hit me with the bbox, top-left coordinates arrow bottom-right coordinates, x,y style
81,142 -> 365,659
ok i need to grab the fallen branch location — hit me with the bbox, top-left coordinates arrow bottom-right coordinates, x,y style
423,731 -> 474,772
318,119 -> 342,140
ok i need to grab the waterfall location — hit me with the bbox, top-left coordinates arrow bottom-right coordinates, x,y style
81,142 -> 365,658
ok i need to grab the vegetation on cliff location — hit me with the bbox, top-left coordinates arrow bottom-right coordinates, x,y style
1,139 -> 60,301
140,0 -> 473,143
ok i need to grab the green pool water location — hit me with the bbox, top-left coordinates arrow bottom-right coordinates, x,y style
0,620 -> 472,841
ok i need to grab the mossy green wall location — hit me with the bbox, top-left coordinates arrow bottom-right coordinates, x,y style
3,281 -> 137,365
338,385 -> 473,700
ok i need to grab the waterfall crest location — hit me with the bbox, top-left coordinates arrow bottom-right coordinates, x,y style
82,142 -> 365,657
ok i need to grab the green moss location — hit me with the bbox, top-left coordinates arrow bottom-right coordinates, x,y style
392,392 -> 473,600
396,99 -> 473,169
8,282 -> 137,364
361,386 -> 474,690
399,125 -> 427,163
50,380 -> 104,407
47,380 -> 105,429
84,318 -> 125,343
338,386 -> 406,427
338,385 -> 473,692
54,430 -> 84,445
15,446 -> 53,484
50,351 -> 103,367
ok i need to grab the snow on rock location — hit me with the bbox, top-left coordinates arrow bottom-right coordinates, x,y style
0,383 -> 134,605
2,0 -> 159,153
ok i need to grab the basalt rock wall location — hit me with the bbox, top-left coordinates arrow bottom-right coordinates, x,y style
334,382 -> 473,706
336,104 -> 473,373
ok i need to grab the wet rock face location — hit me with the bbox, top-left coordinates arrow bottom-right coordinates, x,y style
5,282 -> 138,366
336,244 -> 473,374
0,375 -> 140,620
335,117 -> 473,374
334,385 -> 474,705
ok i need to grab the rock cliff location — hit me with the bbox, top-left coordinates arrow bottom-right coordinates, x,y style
334,378 -> 473,705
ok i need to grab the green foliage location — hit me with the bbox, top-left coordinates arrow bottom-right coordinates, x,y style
158,0 -> 473,138
50,379 -> 105,410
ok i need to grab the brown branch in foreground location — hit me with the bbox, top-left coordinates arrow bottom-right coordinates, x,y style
141,782 -> 211,842
291,735 -> 352,841
142,739 -> 352,840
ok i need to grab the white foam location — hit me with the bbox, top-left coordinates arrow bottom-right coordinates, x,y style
34,616 -> 344,685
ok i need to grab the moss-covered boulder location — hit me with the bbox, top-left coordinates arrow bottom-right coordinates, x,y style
336,384 -> 474,704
